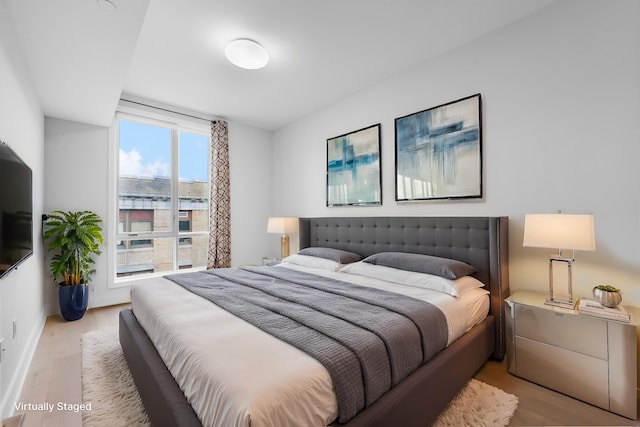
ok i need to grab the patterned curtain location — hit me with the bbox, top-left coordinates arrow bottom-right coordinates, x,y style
208,120 -> 231,268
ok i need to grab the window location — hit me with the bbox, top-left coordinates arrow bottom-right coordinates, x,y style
115,113 -> 210,280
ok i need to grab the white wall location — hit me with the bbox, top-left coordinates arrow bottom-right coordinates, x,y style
0,2 -> 46,417
42,115 -> 273,311
43,118 -> 123,309
272,1 -> 640,306
228,121 -> 274,266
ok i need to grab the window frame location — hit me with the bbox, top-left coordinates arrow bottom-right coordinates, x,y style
108,109 -> 211,286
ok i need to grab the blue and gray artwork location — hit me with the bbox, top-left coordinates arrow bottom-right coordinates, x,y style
327,125 -> 381,206
396,95 -> 481,200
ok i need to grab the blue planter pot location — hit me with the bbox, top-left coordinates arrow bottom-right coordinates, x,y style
59,284 -> 89,321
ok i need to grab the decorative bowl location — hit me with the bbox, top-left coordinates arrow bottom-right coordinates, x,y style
592,287 -> 622,308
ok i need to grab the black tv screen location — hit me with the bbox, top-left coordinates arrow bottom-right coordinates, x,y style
0,140 -> 33,278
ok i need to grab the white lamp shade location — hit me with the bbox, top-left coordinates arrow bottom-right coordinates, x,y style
523,214 -> 596,251
267,217 -> 298,234
225,39 -> 269,70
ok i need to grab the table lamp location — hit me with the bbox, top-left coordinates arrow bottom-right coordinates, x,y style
523,213 -> 596,308
267,217 -> 298,258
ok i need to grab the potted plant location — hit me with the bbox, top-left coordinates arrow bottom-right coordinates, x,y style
43,210 -> 103,321
592,284 -> 622,308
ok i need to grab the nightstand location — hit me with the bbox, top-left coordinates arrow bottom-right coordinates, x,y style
505,290 -> 638,419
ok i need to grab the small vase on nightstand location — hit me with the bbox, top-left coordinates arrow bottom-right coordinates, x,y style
592,285 -> 622,308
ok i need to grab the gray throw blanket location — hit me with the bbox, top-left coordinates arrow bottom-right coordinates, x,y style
165,266 -> 448,424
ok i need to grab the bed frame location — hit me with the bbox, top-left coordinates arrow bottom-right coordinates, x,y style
119,216 -> 509,427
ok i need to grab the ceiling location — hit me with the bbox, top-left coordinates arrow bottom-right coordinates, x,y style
3,0 -> 556,131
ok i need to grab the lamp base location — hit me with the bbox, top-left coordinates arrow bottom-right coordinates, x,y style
544,297 -> 575,309
280,235 -> 290,259
545,255 -> 576,310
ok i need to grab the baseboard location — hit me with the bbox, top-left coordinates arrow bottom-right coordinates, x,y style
87,292 -> 131,310
0,312 -> 46,419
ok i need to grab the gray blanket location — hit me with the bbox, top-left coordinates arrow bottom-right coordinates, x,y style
165,266 -> 448,423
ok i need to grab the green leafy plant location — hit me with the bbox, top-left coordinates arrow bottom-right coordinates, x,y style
43,210 -> 104,285
594,284 -> 621,293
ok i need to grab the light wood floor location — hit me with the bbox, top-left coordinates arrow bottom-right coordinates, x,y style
14,304 -> 129,427
12,304 -> 640,426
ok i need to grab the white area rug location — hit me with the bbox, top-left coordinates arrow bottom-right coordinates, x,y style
81,327 -> 518,427
81,327 -> 150,426
431,378 -> 519,427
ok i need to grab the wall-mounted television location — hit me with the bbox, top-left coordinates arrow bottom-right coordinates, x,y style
0,140 -> 33,279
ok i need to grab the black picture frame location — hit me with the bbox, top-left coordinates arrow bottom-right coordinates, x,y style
326,124 -> 382,206
395,94 -> 482,201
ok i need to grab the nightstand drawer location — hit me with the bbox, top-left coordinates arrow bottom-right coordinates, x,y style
515,304 -> 607,359
515,336 -> 610,409
507,290 -> 637,420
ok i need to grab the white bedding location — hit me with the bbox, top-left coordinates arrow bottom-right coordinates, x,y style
130,264 -> 490,427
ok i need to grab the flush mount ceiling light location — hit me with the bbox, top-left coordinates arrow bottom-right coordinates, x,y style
97,0 -> 117,11
224,39 -> 269,70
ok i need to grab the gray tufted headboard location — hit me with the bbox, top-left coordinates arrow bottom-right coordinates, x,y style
298,216 -> 509,359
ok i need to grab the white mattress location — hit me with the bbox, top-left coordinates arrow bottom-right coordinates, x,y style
130,264 -> 489,427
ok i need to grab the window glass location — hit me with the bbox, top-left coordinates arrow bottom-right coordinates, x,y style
119,120 -> 172,233
179,131 -> 209,233
116,115 -> 210,280
178,234 -> 208,270
116,237 -> 174,277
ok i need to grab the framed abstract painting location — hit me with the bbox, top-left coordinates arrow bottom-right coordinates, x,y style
395,94 -> 482,201
327,124 -> 382,206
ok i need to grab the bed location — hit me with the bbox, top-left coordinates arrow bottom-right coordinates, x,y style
119,216 -> 509,427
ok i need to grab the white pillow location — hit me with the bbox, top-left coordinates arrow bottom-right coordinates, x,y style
340,261 -> 484,297
281,253 -> 344,271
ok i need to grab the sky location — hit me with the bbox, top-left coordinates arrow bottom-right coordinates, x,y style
119,119 -> 208,182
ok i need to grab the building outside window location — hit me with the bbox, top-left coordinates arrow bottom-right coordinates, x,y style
178,210 -> 193,247
115,113 -> 210,280
118,209 -> 153,248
